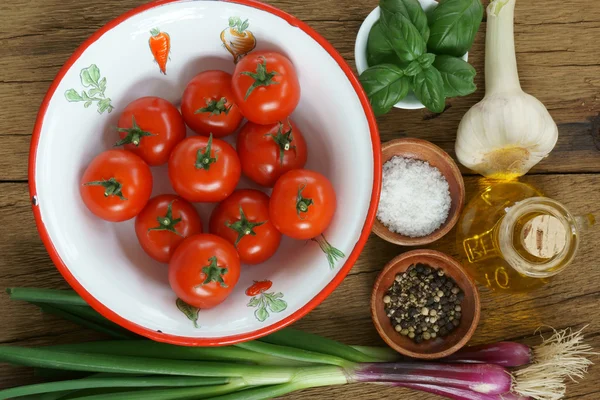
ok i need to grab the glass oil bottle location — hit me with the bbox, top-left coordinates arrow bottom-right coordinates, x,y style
456,181 -> 595,293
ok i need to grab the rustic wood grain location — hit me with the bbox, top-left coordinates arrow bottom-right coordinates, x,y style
1,0 -> 600,399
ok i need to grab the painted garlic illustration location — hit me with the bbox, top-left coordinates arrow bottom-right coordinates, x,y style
176,298 -> 200,328
246,280 -> 287,322
149,28 -> 171,75
65,64 -> 113,114
221,17 -> 256,63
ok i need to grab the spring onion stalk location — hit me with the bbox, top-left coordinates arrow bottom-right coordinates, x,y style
0,376 -> 229,399
352,363 -> 511,395
45,341 -> 305,367
34,304 -> 135,340
393,384 -> 531,400
62,380 -> 249,400
235,340 -> 350,367
261,328 -> 380,363
443,342 -> 532,367
6,288 -> 87,306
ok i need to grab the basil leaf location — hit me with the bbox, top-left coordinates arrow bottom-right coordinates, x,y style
404,60 -> 422,77
418,53 -> 436,69
412,67 -> 446,113
367,21 -> 402,67
433,55 -> 477,97
379,10 -> 426,63
379,0 -> 430,42
427,0 -> 484,57
359,64 -> 410,116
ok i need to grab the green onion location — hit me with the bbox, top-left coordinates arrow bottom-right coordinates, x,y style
261,328 -> 379,363
0,376 -> 229,398
34,303 -> 134,340
235,340 -> 351,367
7,288 -> 87,306
45,341 -> 302,367
0,346 -> 299,385
54,380 -> 248,400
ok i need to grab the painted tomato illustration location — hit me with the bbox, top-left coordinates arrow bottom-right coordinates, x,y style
245,280 -> 287,322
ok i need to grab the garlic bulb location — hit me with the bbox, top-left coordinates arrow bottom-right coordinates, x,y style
455,0 -> 558,179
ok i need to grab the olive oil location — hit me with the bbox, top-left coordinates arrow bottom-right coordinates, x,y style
456,182 -> 593,293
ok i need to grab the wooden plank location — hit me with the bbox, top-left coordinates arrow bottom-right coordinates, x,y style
0,174 -> 598,398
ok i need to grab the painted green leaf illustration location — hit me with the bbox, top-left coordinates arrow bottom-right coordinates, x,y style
65,64 -> 113,114
312,235 -> 345,270
267,298 -> 287,313
64,89 -> 83,102
176,298 -> 200,328
81,64 -> 101,87
247,297 -> 261,307
247,288 -> 287,322
255,306 -> 269,322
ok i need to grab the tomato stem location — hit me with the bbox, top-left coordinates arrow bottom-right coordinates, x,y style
268,122 -> 297,165
195,97 -> 232,116
312,235 -> 345,270
226,206 -> 266,246
296,184 -> 313,217
199,256 -> 229,288
83,177 -> 127,201
241,57 -> 280,100
148,201 -> 183,236
114,116 -> 155,147
195,134 -> 218,170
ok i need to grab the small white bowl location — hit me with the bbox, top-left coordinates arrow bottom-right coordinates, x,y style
355,1 -> 468,110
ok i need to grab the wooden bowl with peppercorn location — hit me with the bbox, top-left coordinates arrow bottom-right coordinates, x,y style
373,138 -> 465,246
371,249 -> 480,359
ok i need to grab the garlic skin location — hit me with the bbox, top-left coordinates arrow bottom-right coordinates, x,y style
455,0 -> 558,179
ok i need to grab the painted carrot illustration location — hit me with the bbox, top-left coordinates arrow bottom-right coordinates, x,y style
149,28 -> 170,75
221,17 -> 256,63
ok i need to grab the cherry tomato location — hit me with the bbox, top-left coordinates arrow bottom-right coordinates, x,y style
232,51 -> 300,125
168,134 -> 241,203
135,194 -> 203,263
116,97 -> 186,166
181,70 -> 244,138
237,119 -> 308,187
169,234 -> 240,309
80,150 -> 152,222
210,189 -> 281,265
246,280 -> 273,296
269,169 -> 336,240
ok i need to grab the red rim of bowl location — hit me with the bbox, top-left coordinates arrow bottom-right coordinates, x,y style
27,0 -> 382,346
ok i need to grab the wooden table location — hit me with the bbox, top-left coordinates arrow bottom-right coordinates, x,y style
1,0 -> 599,398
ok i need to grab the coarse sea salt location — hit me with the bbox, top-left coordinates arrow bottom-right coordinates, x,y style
377,156 -> 451,238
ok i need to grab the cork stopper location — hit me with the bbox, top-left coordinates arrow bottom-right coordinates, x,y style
521,215 -> 567,259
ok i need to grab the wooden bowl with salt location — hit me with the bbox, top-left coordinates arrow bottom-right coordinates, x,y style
373,138 -> 465,246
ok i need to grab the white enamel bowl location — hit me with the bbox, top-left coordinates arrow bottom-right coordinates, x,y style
29,0 -> 381,346
355,1 -> 468,110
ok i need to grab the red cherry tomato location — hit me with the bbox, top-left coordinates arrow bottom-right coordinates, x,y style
237,119 -> 308,187
135,194 -> 203,263
168,134 -> 241,203
116,97 -> 186,166
269,169 -> 336,240
245,280 -> 273,296
232,51 -> 300,125
80,150 -> 152,222
168,234 -> 240,309
181,70 -> 244,138
210,189 -> 281,265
